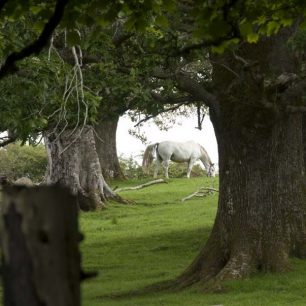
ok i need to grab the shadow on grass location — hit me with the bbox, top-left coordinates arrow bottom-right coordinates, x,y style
83,226 -> 212,300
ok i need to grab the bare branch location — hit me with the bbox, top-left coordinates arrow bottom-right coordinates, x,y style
59,45 -> 88,155
115,179 -> 167,192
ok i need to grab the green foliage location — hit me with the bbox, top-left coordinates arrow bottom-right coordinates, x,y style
288,28 -> 306,54
0,142 -> 47,182
0,52 -> 101,142
1,0 -> 306,142
119,155 -> 144,179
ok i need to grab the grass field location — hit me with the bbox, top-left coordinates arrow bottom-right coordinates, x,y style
0,177 -> 305,305
80,177 -> 306,306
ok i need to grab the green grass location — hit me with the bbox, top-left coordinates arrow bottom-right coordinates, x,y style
0,177 -> 305,305
81,177 -> 306,306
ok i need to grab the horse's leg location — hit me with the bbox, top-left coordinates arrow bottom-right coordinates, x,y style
162,159 -> 170,179
154,157 -> 162,179
187,158 -> 196,178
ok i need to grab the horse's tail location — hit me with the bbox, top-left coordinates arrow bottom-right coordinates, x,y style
142,143 -> 159,174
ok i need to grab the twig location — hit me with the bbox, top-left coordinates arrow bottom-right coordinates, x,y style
115,179 -> 166,192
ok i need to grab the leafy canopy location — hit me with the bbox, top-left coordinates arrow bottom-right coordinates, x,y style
1,0 -> 306,143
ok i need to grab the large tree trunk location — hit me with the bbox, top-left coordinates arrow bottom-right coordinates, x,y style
44,126 -> 121,211
176,29 -> 306,290
94,115 -> 125,180
303,114 -> 306,173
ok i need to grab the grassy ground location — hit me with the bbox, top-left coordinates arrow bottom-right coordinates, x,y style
81,177 -> 306,306
0,176 -> 305,305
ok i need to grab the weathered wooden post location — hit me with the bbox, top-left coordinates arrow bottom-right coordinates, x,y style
0,185 -> 81,306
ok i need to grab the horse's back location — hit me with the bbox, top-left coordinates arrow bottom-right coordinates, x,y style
157,141 -> 201,161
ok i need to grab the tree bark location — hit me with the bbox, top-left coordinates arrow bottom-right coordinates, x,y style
303,114 -> 306,174
44,126 -> 121,211
0,185 -> 80,306
94,115 -> 125,180
175,29 -> 306,290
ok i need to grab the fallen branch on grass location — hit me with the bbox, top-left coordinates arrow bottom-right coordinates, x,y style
115,179 -> 167,192
181,187 -> 219,202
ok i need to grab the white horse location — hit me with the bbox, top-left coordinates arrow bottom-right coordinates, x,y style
142,140 -> 215,179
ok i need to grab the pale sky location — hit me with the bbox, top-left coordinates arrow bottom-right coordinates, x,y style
116,114 -> 218,165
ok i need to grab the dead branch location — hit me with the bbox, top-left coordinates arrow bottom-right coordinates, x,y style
115,179 -> 167,192
181,187 -> 218,202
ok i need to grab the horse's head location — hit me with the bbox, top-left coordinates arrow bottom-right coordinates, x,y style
207,163 -> 216,177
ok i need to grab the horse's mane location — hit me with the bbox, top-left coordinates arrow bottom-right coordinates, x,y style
142,143 -> 158,174
200,145 -> 213,165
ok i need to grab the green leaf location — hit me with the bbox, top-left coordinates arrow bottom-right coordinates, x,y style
299,20 -> 306,30
266,21 -> 281,36
67,30 -> 81,46
211,38 -> 239,54
32,21 -> 45,34
280,18 -> 293,27
247,32 -> 259,43
163,0 -> 176,11
239,20 -> 253,38
155,15 -> 169,28
30,6 -> 42,14
124,18 -> 136,31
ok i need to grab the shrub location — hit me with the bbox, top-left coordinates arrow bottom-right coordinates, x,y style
119,155 -> 208,179
119,155 -> 144,179
0,143 -> 47,182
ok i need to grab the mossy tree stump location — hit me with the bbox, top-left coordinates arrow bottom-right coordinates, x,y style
0,185 -> 80,306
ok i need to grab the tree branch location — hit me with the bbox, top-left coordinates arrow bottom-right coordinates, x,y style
134,102 -> 189,127
175,71 -> 220,118
150,91 -> 196,105
0,0 -> 70,79
112,32 -> 134,47
0,136 -> 17,147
